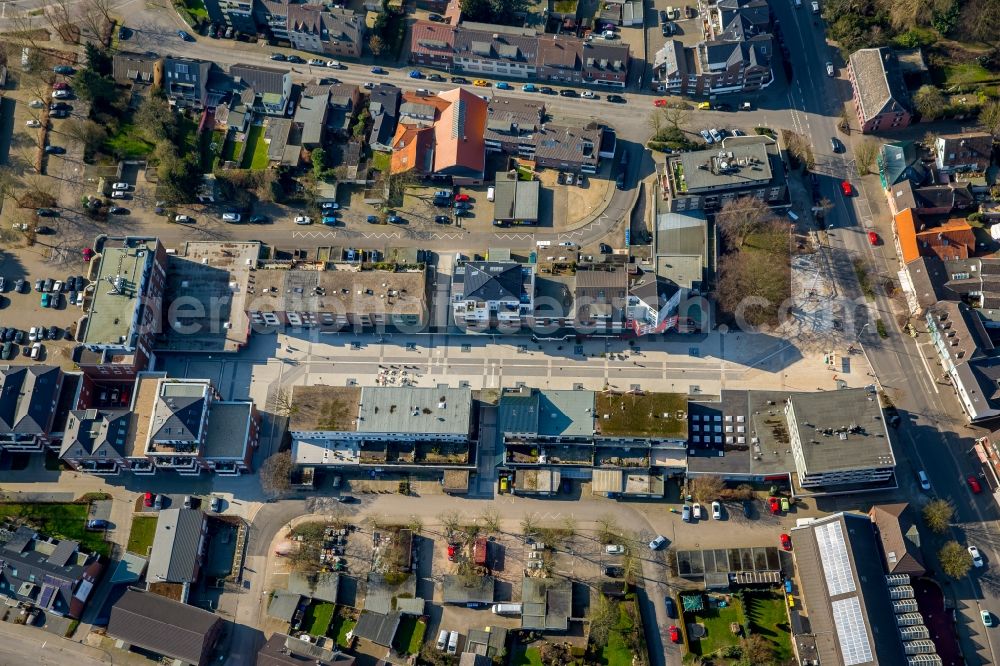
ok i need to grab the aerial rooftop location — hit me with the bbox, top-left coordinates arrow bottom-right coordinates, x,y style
82,238 -> 161,347
595,392 -> 687,439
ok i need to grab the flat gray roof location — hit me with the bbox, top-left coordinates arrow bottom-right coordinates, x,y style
673,137 -> 775,193
493,174 -> 540,222
790,388 -> 895,474
202,402 -> 253,460
357,386 -> 471,436
83,238 -> 159,346
655,210 -> 707,259
146,509 -> 204,583
537,390 -> 594,437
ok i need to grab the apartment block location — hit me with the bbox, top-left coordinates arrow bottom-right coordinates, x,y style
451,260 -> 535,331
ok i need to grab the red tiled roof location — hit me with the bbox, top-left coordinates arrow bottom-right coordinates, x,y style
432,88 -> 487,177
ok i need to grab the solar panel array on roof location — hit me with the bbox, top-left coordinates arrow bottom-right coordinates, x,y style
831,597 -> 873,666
816,520 -> 856,596
38,584 -> 56,609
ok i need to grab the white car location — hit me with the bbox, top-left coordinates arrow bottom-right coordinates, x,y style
174,214 -> 193,223
26,120 -> 41,128
582,90 -> 596,99
605,544 -> 626,555
308,58 -> 325,66
294,215 -> 313,225
709,128 -> 723,143
436,630 -> 448,651
29,342 -> 41,360
700,129 -> 714,144
29,99 -> 45,109
558,241 -> 575,247
52,280 -> 63,293
826,62 -> 834,77
712,501 -> 722,520
693,502 -> 703,520
51,89 -> 71,99
326,60 -> 343,69
111,182 -> 130,190
649,535 -> 667,550
811,0 -> 819,11
222,212 -> 241,222
321,202 -> 340,210
111,190 -> 127,199
970,546 -> 985,568
28,326 -> 39,342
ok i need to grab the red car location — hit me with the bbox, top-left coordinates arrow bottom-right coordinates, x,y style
143,491 -> 154,507
454,193 -> 470,202
669,625 -> 680,643
867,231 -> 879,246
780,533 -> 792,551
82,247 -> 94,262
968,475 -> 983,494
653,99 -> 668,107
768,496 -> 780,514
52,82 -> 69,90
447,544 -> 457,561
840,180 -> 853,196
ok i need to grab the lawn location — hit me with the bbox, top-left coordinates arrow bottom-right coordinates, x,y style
104,123 -> 155,159
393,616 -> 426,655
0,503 -> 109,556
126,515 -> 158,556
240,124 -> 269,170
371,150 -> 390,173
200,129 -> 228,173
303,601 -> 335,637
745,592 -> 793,662
598,605 -> 638,665
511,647 -> 543,666
685,596 -> 746,657
596,391 -> 687,438
182,0 -> 209,21
329,613 -> 356,648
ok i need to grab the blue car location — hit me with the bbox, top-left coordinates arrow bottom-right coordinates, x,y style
496,82 -> 512,90
322,217 -> 337,226
371,66 -> 387,74
367,215 -> 379,223
522,83 -> 537,92
408,70 -> 424,79
177,30 -> 193,41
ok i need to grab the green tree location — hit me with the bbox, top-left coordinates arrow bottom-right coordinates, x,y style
461,0 -> 529,25
938,540 -> 973,579
133,95 -> 177,144
913,85 -> 947,121
922,498 -> 954,533
73,69 -> 118,107
352,108 -> 370,139
156,146 -> 202,204
84,41 -> 111,76
980,100 -> 1000,138
368,35 -> 385,57
311,147 -> 327,180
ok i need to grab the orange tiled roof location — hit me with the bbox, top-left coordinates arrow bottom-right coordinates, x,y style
432,88 -> 487,177
895,209 -> 919,263
915,217 -> 975,262
390,123 -> 432,174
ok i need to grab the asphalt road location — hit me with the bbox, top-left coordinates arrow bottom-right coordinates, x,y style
0,621 -> 115,665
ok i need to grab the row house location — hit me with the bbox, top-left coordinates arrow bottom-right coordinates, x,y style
230,64 -> 293,116
286,5 -> 365,59
848,47 -> 912,134
408,21 -> 630,88
451,260 -> 535,331
59,374 -> 260,476
0,365 -> 66,453
652,0 -> 772,96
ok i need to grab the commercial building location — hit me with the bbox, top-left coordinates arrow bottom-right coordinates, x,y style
146,508 -> 207,586
848,47 -> 912,134
659,135 -> 785,212
451,260 -> 535,331
572,266 -> 629,334
0,526 -> 105,619
247,263 -> 428,332
77,237 -> 168,379
652,0 -> 773,96
925,301 -> 1000,423
868,503 -> 926,577
790,513 -> 937,665
493,171 -> 540,225
290,386 -> 474,470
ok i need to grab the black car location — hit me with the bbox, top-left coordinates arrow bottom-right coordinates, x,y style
450,76 -> 469,84
600,243 -> 612,254
607,94 -> 626,103
36,226 -> 54,234
659,9 -> 667,23
73,276 -> 85,291
434,215 -> 451,224
665,597 -> 677,618
615,174 -> 625,189
2,328 -> 13,342
14,330 -> 25,344
428,12 -> 444,21
269,53 -> 286,61
603,566 -> 624,578
559,89 -> 578,97
109,206 -> 128,215
50,102 -> 71,111
47,326 -> 60,340
50,109 -> 69,119
36,208 -> 58,217
44,145 -> 65,155
714,103 -> 732,111
337,495 -> 357,503
539,86 -> 556,95
433,198 -> 451,207
86,519 -> 109,530
287,55 -> 304,63
427,74 -> 445,82
249,214 -> 269,224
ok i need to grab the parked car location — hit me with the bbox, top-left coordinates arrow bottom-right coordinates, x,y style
53,65 -> 75,75
210,496 -> 221,512
840,180 -> 853,196
473,79 -> 490,87
780,496 -> 790,512
25,119 -> 41,128
270,53 -> 286,61
708,128 -> 723,142
970,545 -> 985,567
522,83 -> 537,92
435,215 -> 451,224
603,565 -> 624,577
496,81 -> 512,90
153,494 -> 164,510
177,30 -> 193,41
699,129 -> 713,144
768,496 -> 780,514
742,500 -> 753,518
174,214 -> 193,223
307,58 -> 325,66
826,61 -> 835,76
867,231 -> 879,246
294,215 -> 312,225
648,535 -> 667,550
605,544 -> 626,554
387,214 -> 403,224
669,626 -> 681,643
249,214 -> 268,224
87,519 -> 109,530
968,475 -> 983,494
983,610 -> 994,627
830,136 -> 842,152
692,503 -> 702,520
454,193 -> 471,202
370,66 -> 387,74
29,342 -> 41,360
408,69 -> 424,79
712,501 -> 722,520
44,145 -> 66,154
780,533 -> 792,550
286,55 -> 304,63
222,212 -> 242,222
559,89 -> 578,97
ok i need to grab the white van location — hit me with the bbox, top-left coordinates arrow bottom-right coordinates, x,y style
436,630 -> 448,650
487,186 -> 495,201
447,631 -> 459,654
492,603 -> 523,615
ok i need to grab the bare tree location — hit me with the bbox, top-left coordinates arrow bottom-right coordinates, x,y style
740,634 -> 776,665
79,0 -> 115,43
596,514 -> 620,544
716,196 -> 775,249
781,129 -> 814,169
855,139 -> 880,175
980,100 -> 1000,138
913,85 -> 947,121
272,387 -> 298,416
479,507 -> 501,534
561,515 -> 577,538
648,110 -> 663,136
61,118 -> 106,156
814,196 -> 834,220
42,0 -> 79,44
589,595 -> 618,645
520,512 -> 539,537
689,475 -> 725,502
662,105 -> 691,131
438,510 -> 462,535
259,451 -> 293,498
368,35 -> 385,57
